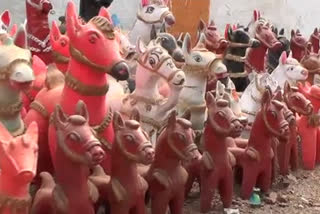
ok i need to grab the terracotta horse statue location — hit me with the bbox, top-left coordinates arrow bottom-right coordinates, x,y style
106,111 -> 154,214
276,82 -> 313,175
146,111 -> 200,214
177,33 -> 227,133
223,24 -> 260,92
246,10 -> 281,74
309,28 -> 320,53
0,25 -> 35,135
266,28 -> 291,73
50,21 -> 70,74
119,39 -> 185,143
270,51 -> 308,89
129,0 -> 175,45
197,19 -> 229,54
25,0 -> 54,64
300,48 -> 320,85
229,87 -> 289,199
290,29 -> 310,62
199,93 -> 244,212
296,82 -> 320,170
0,121 -> 38,214
31,101 -> 105,214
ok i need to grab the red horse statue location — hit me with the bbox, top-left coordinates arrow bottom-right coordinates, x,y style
50,21 -> 70,73
200,93 -> 244,212
106,111 -> 154,214
197,19 -> 229,54
31,101 -> 105,214
0,122 -> 38,214
309,28 -> 320,53
276,82 -> 313,175
25,0 -> 53,64
229,87 -> 289,199
300,47 -> 320,85
290,29 -> 309,62
246,10 -> 281,73
147,110 -> 200,214
297,82 -> 320,170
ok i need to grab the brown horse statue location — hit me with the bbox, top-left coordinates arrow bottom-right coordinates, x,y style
290,29 -> 310,62
146,110 -> 200,214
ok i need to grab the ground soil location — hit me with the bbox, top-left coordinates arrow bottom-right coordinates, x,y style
183,166 -> 320,214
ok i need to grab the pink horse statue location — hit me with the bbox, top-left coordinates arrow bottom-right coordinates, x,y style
0,122 -> 38,214
309,28 -> 320,53
25,0 -> 53,64
290,29 -> 309,62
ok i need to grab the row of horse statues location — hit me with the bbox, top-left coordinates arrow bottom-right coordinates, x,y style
1,0 -> 320,213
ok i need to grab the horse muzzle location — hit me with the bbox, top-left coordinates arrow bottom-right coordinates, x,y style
164,14 -> 175,26
87,144 -> 105,166
279,122 -> 290,137
110,61 -> 129,81
250,39 -> 261,48
172,49 -> 185,63
140,144 -> 155,165
230,120 -> 244,138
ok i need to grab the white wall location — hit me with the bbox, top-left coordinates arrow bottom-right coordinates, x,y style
1,0 -> 319,38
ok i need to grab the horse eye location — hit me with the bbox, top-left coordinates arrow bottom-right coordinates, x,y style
146,6 -> 155,13
60,40 -> 66,47
270,111 -> 277,118
69,132 -> 81,142
217,111 -> 225,117
125,135 -> 134,142
295,96 -> 301,100
176,133 -> 185,141
193,55 -> 202,62
149,57 -> 156,67
88,33 -> 99,44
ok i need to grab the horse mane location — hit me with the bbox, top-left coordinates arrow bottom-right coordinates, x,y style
89,16 -> 115,40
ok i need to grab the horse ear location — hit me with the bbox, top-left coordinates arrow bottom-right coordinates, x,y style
195,32 -> 206,48
23,122 -> 39,147
163,0 -> 170,6
98,7 -> 113,23
51,21 -> 61,42
150,25 -> 157,40
167,110 -> 177,127
198,19 -> 206,32
181,109 -> 191,121
253,10 -> 259,21
257,10 -> 261,19
54,105 -> 67,128
216,80 -> 225,97
76,100 -> 89,122
291,29 -> 295,38
206,91 -> 216,106
296,29 -> 300,34
273,27 -> 278,36
9,24 -> 17,37
279,28 -> 285,36
14,24 -> 27,48
273,90 -> 283,102
130,108 -> 140,123
182,33 -> 191,56
1,10 -> 10,27
261,86 -> 272,105
314,28 -> 319,35
224,24 -> 231,40
284,81 -> 291,94
288,51 -> 293,58
136,37 -> 147,54
279,51 -> 287,65
160,23 -> 166,33
66,1 -> 82,40
113,112 -> 125,130
141,0 -> 149,7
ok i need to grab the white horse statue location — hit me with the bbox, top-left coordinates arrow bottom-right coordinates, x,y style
270,51 -> 308,89
177,33 -> 228,132
129,0 -> 175,45
118,39 -> 185,143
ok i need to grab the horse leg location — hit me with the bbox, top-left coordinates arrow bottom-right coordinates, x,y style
316,128 -> 320,163
151,194 -> 170,214
110,205 -> 130,214
132,199 -> 147,214
278,140 -> 290,175
259,164 -> 272,193
200,173 -> 218,213
218,169 -> 233,208
298,124 -> 317,170
169,191 -> 185,214
290,140 -> 299,171
241,166 -> 258,199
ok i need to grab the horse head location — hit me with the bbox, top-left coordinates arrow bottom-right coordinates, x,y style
65,1 -> 129,80
197,19 -> 228,53
277,51 -> 308,83
249,10 -> 281,50
26,0 -> 53,14
206,92 -> 244,137
138,0 -> 175,29
54,101 -> 105,166
225,24 -> 260,49
150,24 -> 185,65
113,110 -> 155,165
291,29 -> 310,61
0,122 -> 38,183
283,81 -> 313,116
182,33 -> 227,78
137,38 -> 185,87
260,87 -> 289,139
50,21 -> 70,73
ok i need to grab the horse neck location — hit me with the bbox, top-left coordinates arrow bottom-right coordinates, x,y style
240,85 -> 261,123
270,67 -> 289,88
182,70 -> 207,97
60,59 -> 108,123
311,38 -> 320,53
152,132 -> 181,171
224,47 -> 247,73
111,142 -> 139,183
55,146 -> 92,211
204,123 -> 228,155
134,65 -> 161,98
129,19 -> 152,44
247,45 -> 268,71
0,172 -> 30,198
248,112 -> 272,150
291,44 -> 304,61
25,7 -> 49,35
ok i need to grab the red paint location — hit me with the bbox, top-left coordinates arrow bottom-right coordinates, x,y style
291,29 -> 309,62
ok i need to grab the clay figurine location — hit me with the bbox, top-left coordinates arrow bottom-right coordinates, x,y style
147,110 -> 201,214
290,29 -> 309,62
300,48 -> 320,85
309,28 -> 320,53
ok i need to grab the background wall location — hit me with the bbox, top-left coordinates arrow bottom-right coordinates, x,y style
1,0 -> 319,39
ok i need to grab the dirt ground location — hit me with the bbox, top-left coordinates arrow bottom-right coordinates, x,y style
183,166 -> 320,214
